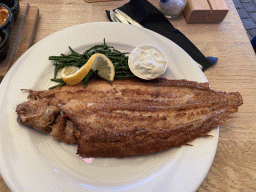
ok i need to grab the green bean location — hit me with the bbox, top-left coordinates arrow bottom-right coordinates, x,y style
50,78 -> 64,83
49,78 -> 66,89
83,69 -> 97,88
49,39 -> 134,89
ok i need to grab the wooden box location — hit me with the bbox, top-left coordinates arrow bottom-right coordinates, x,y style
184,0 -> 229,24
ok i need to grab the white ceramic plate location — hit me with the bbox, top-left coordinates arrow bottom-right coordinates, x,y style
0,22 -> 218,192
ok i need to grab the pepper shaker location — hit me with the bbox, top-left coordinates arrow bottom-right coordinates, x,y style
159,0 -> 188,19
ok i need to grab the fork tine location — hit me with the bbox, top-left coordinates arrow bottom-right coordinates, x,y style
110,10 -> 120,23
113,16 -> 121,23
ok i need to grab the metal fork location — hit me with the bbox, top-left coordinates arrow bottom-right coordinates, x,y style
110,10 -> 128,24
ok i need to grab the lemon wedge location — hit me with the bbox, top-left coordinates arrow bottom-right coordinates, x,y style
91,53 -> 115,81
60,53 -> 115,85
60,66 -> 79,80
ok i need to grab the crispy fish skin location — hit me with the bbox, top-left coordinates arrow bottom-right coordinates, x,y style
56,78 -> 242,158
16,99 -> 59,133
16,99 -> 79,144
49,113 -> 78,144
25,78 -> 221,105
61,101 -> 238,157
16,78 -> 243,157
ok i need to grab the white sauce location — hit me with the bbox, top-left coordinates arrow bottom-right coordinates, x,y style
129,46 -> 167,80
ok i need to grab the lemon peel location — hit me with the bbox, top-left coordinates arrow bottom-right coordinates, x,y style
60,53 -> 115,85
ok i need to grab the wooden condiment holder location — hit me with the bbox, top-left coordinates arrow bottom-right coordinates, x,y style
184,0 -> 229,24
0,3 -> 39,82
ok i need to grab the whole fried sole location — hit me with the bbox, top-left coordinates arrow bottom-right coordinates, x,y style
16,78 -> 243,157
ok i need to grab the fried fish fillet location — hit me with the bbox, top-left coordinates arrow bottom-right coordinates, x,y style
16,78 -> 243,157
16,99 -> 59,133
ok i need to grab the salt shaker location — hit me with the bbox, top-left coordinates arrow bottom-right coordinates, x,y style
159,0 -> 188,19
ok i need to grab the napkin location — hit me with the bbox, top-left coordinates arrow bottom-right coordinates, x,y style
106,0 -> 218,71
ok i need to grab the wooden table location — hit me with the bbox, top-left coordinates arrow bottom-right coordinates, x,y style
1,0 -> 255,191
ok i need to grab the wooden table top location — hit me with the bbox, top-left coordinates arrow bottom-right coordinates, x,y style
0,0 -> 255,191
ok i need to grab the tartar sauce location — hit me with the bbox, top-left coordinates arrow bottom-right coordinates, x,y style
128,46 -> 167,80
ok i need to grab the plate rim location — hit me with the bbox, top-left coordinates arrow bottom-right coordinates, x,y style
0,22 -> 218,192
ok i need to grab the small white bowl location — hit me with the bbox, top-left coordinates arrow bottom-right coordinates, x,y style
128,45 -> 167,80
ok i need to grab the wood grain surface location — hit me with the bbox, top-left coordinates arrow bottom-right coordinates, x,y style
0,0 -> 255,191
0,3 -> 39,82
13,5 -> 39,64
